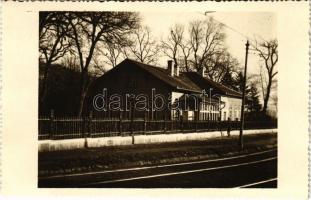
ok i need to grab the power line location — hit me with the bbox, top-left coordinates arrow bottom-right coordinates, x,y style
197,12 -> 258,46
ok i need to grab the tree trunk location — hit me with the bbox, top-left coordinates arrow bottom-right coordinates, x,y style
78,71 -> 89,117
262,76 -> 272,114
184,61 -> 189,72
76,39 -> 97,117
40,62 -> 51,106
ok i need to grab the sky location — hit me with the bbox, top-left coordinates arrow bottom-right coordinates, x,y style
140,11 -> 277,75
139,11 -> 277,113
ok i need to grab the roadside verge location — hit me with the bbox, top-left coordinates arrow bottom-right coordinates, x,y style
39,132 -> 277,177
38,128 -> 277,152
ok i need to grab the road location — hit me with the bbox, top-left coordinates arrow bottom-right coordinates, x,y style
38,148 -> 277,188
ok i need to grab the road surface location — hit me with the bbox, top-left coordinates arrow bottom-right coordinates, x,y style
39,148 -> 277,188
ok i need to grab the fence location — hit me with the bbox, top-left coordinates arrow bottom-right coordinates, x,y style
38,111 -> 277,140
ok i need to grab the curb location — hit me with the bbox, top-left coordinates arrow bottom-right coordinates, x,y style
38,128 -> 277,152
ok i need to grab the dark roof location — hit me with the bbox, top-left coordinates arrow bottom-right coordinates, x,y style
99,58 -> 242,98
119,59 -> 202,93
183,72 -> 242,98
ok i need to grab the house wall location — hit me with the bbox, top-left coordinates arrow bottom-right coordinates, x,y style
220,96 -> 242,121
86,64 -> 173,120
171,91 -> 184,120
86,62 -> 241,122
199,101 -> 220,121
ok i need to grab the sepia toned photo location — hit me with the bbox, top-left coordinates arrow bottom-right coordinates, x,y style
1,0 -> 310,198
38,11 -> 278,188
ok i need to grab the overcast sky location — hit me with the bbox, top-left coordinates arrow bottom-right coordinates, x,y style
140,11 -> 277,75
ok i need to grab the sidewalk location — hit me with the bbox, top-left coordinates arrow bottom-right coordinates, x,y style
38,128 -> 277,152
39,132 -> 277,177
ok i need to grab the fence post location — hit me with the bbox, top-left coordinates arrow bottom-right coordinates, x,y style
180,116 -> 184,133
195,114 -> 198,132
49,110 -> 54,139
131,109 -> 134,144
235,118 -> 239,130
144,112 -> 147,135
88,111 -> 93,137
218,117 -> 223,137
163,115 -> 167,133
227,117 -> 231,137
208,114 -> 210,131
119,111 -> 122,136
82,115 -> 85,139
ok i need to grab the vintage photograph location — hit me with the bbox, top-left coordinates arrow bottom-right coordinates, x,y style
38,11 -> 278,188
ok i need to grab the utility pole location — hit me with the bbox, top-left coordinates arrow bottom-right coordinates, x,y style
239,40 -> 250,150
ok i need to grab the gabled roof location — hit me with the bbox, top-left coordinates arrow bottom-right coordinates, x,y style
96,58 -> 242,98
183,72 -> 242,98
118,59 -> 202,93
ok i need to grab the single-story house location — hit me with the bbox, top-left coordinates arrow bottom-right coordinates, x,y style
85,58 -> 242,121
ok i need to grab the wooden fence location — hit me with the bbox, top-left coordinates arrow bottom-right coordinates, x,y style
38,111 -> 277,140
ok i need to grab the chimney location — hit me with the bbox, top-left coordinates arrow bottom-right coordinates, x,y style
174,63 -> 180,77
200,67 -> 206,77
168,60 -> 174,76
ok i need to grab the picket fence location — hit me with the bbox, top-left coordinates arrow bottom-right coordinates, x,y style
38,112 -> 277,140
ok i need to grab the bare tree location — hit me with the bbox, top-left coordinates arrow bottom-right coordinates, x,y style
95,42 -> 123,68
259,65 -> 267,100
39,12 -> 72,104
203,50 -> 239,83
271,94 -> 277,113
179,40 -> 193,72
91,37 -> 133,75
65,12 -> 140,116
127,26 -> 160,64
39,12 -> 62,40
88,46 -> 108,77
104,42 -> 123,67
253,39 -> 278,114
60,56 -> 79,71
188,18 -> 225,72
161,24 -> 184,69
